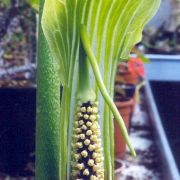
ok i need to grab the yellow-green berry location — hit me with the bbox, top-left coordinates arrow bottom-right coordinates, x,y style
92,152 -> 98,159
79,134 -> 85,140
83,169 -> 89,176
76,107 -> 81,112
90,135 -> 98,142
76,163 -> 84,170
86,130 -> 93,136
79,120 -> 84,125
84,114 -> 89,120
74,121 -> 79,127
91,124 -> 98,131
84,139 -> 91,146
76,142 -> 83,148
81,150 -> 88,158
89,115 -> 96,121
92,107 -> 98,113
77,112 -> 83,117
96,114 -> 100,120
88,144 -> 96,151
90,175 -> 98,180
81,125 -> 87,130
80,107 -> 86,113
86,121 -> 92,127
75,128 -> 81,134
95,157 -> 102,163
93,165 -> 99,172
88,159 -> 94,166
74,153 -> 81,160
87,106 -> 93,113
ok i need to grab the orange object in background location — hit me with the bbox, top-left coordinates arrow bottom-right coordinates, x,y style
114,99 -> 134,159
116,57 -> 145,85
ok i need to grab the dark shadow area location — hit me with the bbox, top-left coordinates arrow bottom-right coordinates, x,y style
150,81 -> 180,172
0,88 -> 35,176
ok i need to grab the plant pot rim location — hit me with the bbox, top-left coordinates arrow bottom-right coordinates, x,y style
115,158 -> 126,174
0,86 -> 36,90
115,98 -> 134,108
115,83 -> 136,88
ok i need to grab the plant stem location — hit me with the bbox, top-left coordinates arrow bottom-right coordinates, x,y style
36,0 -> 60,179
77,45 -> 96,103
80,24 -> 136,158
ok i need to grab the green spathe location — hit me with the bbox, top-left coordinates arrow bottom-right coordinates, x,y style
36,0 -> 60,180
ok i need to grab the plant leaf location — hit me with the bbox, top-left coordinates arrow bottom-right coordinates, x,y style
28,0 -> 39,11
3,0 -> 11,7
120,0 -> 161,59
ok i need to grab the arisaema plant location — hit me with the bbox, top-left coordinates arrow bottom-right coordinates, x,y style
36,0 -> 161,179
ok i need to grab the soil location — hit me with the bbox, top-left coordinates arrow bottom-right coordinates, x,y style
0,2 -> 36,88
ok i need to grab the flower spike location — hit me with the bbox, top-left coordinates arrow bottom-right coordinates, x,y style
71,101 -> 104,179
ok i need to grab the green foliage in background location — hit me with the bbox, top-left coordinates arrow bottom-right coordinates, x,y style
28,0 -> 39,11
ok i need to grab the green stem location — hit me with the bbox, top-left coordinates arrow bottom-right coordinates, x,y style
60,86 -> 70,180
36,1 -> 60,179
80,24 -> 136,158
109,62 -> 118,180
77,45 -> 96,102
135,81 -> 145,103
104,103 -> 112,180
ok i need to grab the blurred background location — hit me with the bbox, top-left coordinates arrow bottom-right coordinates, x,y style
0,0 -> 179,179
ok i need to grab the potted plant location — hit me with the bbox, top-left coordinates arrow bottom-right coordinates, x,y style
116,56 -> 146,109
115,57 -> 145,85
114,57 -> 146,159
35,0 -> 160,179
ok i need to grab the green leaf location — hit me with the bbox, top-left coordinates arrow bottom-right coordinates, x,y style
42,0 -> 70,85
41,0 -> 161,179
120,0 -> 161,59
139,55 -> 150,63
3,0 -> 11,7
28,0 -> 39,11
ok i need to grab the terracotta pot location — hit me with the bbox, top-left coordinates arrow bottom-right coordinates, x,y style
114,98 -> 134,159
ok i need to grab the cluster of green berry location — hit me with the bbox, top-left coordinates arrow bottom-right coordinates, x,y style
71,101 -> 104,180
